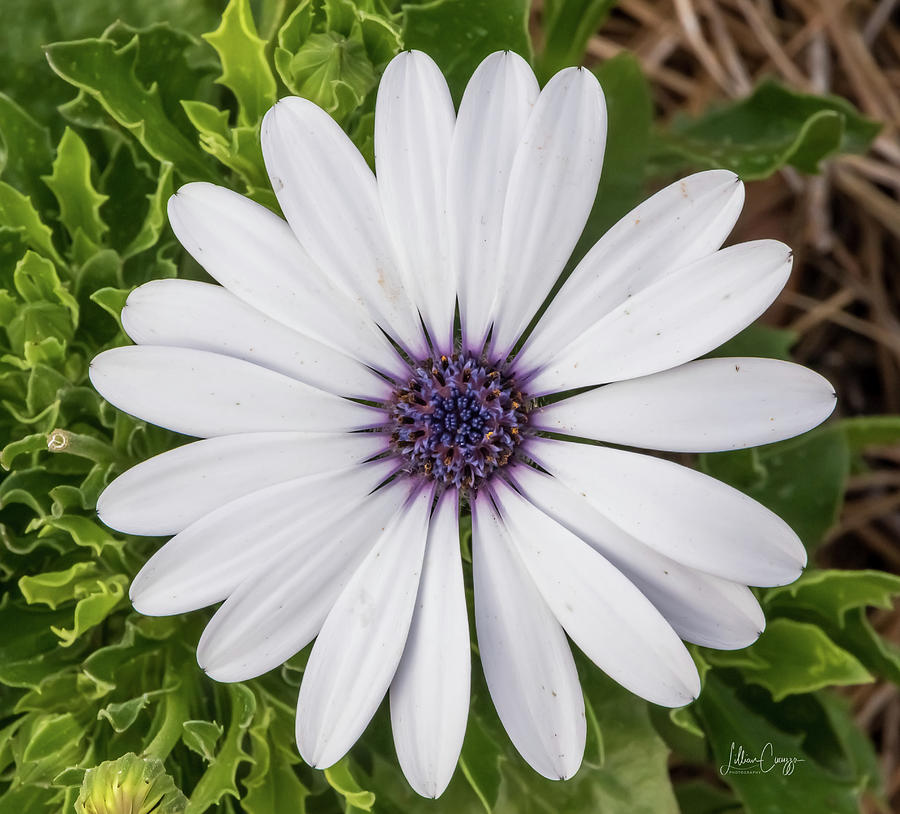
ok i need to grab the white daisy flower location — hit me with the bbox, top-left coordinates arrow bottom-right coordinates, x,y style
90,50 -> 837,797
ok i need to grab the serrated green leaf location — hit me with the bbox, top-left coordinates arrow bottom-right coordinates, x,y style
655,79 -> 881,179
185,684 -> 256,813
181,101 -> 273,204
88,287 -> 131,328
0,180 -> 64,265
51,574 -> 129,647
98,686 -> 173,733
13,250 -> 78,323
706,619 -> 872,701
1,432 -> 48,470
242,701 -> 310,814
44,36 -> 212,181
275,0 -> 401,125
183,720 -> 224,762
326,757 -> 376,811
123,162 -> 175,258
402,0 -> 531,102
42,127 -> 109,248
764,569 -> 900,685
19,561 -> 100,609
766,569 -> 900,624
39,516 -> 123,556
203,0 -> 277,126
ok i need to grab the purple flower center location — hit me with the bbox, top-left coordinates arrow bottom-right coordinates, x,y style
388,353 -> 530,492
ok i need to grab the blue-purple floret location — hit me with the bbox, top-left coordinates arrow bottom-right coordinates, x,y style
388,352 -> 530,492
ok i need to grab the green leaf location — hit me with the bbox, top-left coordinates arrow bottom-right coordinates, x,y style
655,79 -> 881,180
0,432 -> 49,470
674,780 -> 743,814
709,324 -> 797,361
203,0 -> 277,126
19,561 -> 100,609
185,684 -> 256,813
39,516 -> 123,556
22,712 -> 83,763
13,250 -> 78,324
537,0 -> 616,81
44,35 -> 213,181
840,414 -> 900,454
705,619 -> 872,701
325,757 -> 376,811
402,0 -> 532,102
97,687 -> 173,733
183,720 -> 224,762
42,127 -> 109,249
123,161 -> 175,258
242,701 -> 310,814
764,569 -> 900,684
696,675 -> 864,814
89,287 -> 131,327
766,569 -> 900,624
52,575 -> 129,647
0,181 -> 64,266
181,101 -> 273,205
76,753 -> 188,814
0,92 -> 54,209
701,425 -> 849,549
275,0 -> 402,125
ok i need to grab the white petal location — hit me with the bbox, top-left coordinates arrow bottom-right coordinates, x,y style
90,346 -> 379,437
390,491 -> 469,798
447,51 -> 540,349
525,240 -> 793,395
533,357 -> 837,452
296,487 -> 433,769
512,466 -> 765,650
488,67 -> 607,356
520,170 -> 744,372
122,280 -> 391,400
472,491 -> 585,780
167,182 -> 402,377
261,97 -> 427,358
129,461 -> 394,615
98,431 -> 384,536
197,481 -> 407,682
528,438 -> 807,587
376,51 -> 456,353
493,479 -> 700,706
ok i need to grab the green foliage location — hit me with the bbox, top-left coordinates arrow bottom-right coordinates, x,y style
275,0 -> 403,125
0,1 -> 894,813
536,0 -> 616,81
44,25 -> 214,182
204,0 -> 278,127
402,0 -> 532,102
654,79 -> 881,179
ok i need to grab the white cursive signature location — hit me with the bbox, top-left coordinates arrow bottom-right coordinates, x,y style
720,742 -> 805,776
